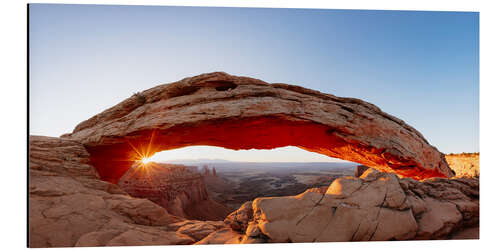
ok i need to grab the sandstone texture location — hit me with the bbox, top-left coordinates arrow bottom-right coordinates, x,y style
28,136 -> 478,246
28,135 -> 230,247
118,162 -> 232,220
30,73 -> 479,246
221,168 -> 479,243
445,153 -> 480,178
64,72 -> 453,183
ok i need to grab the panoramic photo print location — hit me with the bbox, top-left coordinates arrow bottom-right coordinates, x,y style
28,4 -> 479,247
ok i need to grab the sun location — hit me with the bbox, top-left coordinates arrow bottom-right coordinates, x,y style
141,157 -> 153,165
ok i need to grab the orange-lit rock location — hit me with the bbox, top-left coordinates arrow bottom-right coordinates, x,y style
445,153 -> 480,178
65,72 -> 453,183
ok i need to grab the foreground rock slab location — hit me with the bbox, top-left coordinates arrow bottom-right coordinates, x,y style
65,72 -> 453,182
29,136 -> 202,247
221,168 -> 479,243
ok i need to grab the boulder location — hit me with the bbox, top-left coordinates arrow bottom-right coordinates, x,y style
194,228 -> 243,245
222,168 -> 479,243
224,201 -> 254,232
172,220 -> 226,241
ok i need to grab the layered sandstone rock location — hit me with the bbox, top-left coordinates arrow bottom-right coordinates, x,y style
220,169 -> 478,243
28,136 -> 209,247
28,136 -> 477,246
65,72 -> 453,183
117,163 -> 208,218
117,162 -> 232,220
445,153 -> 479,178
167,220 -> 227,241
30,72 -> 478,246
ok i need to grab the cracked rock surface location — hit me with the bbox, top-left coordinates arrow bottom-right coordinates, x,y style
221,168 -> 479,243
28,136 -> 227,247
29,136 -> 478,246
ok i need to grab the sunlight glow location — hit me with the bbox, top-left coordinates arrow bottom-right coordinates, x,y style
125,130 -> 348,164
141,157 -> 154,165
151,146 -> 350,163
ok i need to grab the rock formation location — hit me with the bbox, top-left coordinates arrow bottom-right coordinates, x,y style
29,135 -> 235,247
28,135 -> 478,246
220,168 -> 479,243
63,72 -> 453,183
201,165 -> 217,177
29,136 -> 183,247
118,163 -> 206,217
30,72 -> 480,246
117,162 -> 232,220
355,165 -> 370,177
445,153 -> 479,178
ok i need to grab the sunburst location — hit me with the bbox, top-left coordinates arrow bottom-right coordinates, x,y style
126,130 -> 159,167
141,156 -> 153,165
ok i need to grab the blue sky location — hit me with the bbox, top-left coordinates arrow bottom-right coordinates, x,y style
29,4 -> 479,161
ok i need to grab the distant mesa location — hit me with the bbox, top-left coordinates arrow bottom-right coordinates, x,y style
445,153 -> 480,178
166,159 -> 232,164
64,72 -> 454,182
355,154 -> 480,179
200,165 -> 217,177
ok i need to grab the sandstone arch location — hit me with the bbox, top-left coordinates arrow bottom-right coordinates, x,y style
65,72 -> 453,183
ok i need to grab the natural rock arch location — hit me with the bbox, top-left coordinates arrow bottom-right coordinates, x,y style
65,72 -> 453,183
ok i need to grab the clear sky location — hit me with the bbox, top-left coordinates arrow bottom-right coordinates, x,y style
29,4 -> 479,162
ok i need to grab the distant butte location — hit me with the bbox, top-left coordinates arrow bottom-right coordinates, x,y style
64,72 -> 453,182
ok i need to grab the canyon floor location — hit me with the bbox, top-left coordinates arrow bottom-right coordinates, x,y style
181,162 -> 356,210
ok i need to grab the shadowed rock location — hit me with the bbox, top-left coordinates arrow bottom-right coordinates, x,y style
65,72 -> 453,183
355,165 -> 370,177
